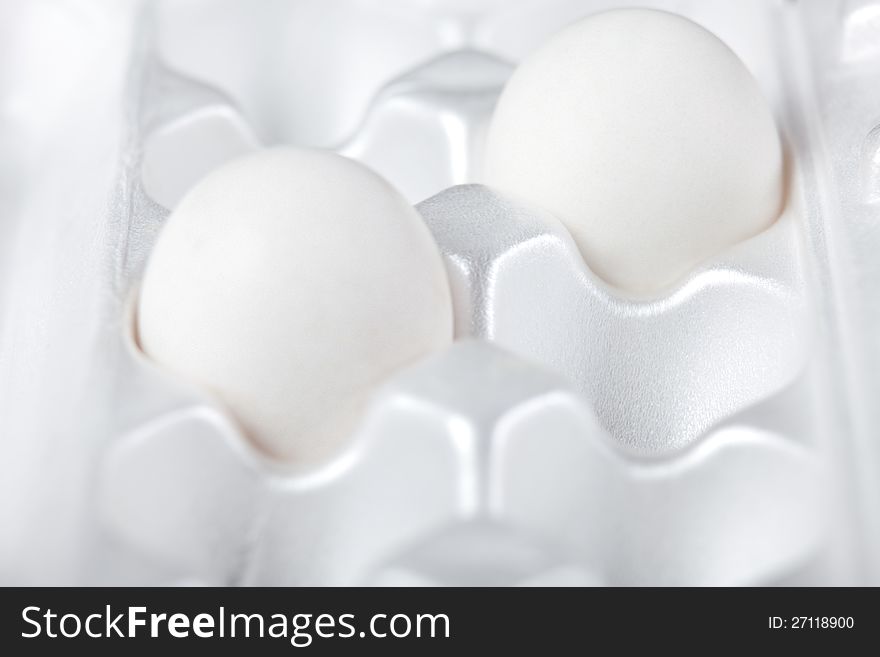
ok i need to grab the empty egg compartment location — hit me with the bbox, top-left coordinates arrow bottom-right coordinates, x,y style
103,330 -> 828,586
409,173 -> 837,584
146,0 -> 512,206
418,183 -> 811,456
154,0 -> 458,149
139,48 -> 511,210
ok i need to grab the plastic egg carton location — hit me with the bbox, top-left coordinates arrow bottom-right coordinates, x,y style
1,0 -> 878,586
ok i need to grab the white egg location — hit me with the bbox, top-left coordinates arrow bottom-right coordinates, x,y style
137,148 -> 453,463
484,8 -> 784,295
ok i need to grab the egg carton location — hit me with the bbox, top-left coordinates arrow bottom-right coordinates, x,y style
1,0 -> 879,586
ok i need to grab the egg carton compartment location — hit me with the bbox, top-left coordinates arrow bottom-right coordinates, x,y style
140,48 -> 512,209
102,336 -> 827,586
0,0 -> 878,586
148,0 -> 514,204
418,184 -> 810,454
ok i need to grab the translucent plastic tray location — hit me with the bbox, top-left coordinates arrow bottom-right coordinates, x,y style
1,0 -> 878,586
